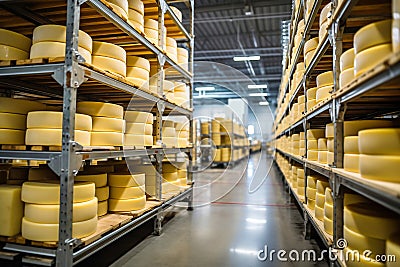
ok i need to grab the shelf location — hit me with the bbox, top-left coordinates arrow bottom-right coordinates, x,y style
303,205 -> 333,247
304,98 -> 331,121
304,159 -> 332,178
276,149 -> 304,165
304,31 -> 331,77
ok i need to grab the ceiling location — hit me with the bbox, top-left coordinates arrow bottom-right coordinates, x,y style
178,0 -> 292,107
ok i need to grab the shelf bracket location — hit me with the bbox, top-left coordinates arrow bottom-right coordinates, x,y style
48,141 -> 83,176
78,0 -> 88,5
52,63 -> 86,87
65,238 -> 82,249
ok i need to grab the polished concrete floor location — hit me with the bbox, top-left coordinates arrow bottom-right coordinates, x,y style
110,151 -> 329,267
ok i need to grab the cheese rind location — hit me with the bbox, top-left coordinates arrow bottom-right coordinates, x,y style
344,120 -> 393,136
30,42 -> 91,63
325,187 -> 333,205
307,150 -> 318,161
0,44 -> 29,60
108,173 -> 145,187
75,173 -> 107,188
97,200 -> 108,216
324,202 -> 333,219
315,205 -> 324,221
0,29 -> 31,52
324,216 -> 333,235
126,66 -> 149,80
77,102 -> 123,119
304,37 -> 319,55
318,151 -> 328,163
108,196 -> 146,211
316,180 -> 329,194
92,55 -> 126,77
344,225 -> 386,256
95,186 -> 109,201
316,85 -> 332,102
128,0 -> 144,14
359,154 -> 400,182
307,129 -> 325,140
0,185 -> 23,236
125,123 -> 152,135
344,136 -> 359,154
315,192 -> 325,208
344,154 -> 360,173
354,44 -> 392,78
354,20 -> 392,54
0,113 -> 26,130
92,117 -> 124,133
126,56 -> 150,71
27,112 -> 92,131
110,186 -> 145,199
306,187 -> 317,200
0,97 -> 46,114
340,48 -> 355,71
26,129 -> 91,146
124,111 -> 153,123
124,134 -> 153,146
339,67 -> 354,88
358,128 -> 400,155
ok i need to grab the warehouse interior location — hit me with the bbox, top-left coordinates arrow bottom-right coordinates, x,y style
0,0 -> 400,266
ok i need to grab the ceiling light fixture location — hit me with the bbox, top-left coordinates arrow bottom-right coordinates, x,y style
248,84 -> 268,89
259,101 -> 269,106
249,93 -> 269,97
233,55 -> 260,61
195,86 -> 215,91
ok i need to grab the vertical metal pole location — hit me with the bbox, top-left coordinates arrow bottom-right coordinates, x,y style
333,174 -> 344,248
157,0 -> 166,97
189,0 -> 195,76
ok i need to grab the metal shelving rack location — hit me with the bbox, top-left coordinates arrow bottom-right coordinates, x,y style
0,0 -> 195,266
273,0 -> 400,266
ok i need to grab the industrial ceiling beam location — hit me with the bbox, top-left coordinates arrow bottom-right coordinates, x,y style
183,12 -> 291,24
194,0 -> 291,13
195,52 -> 282,60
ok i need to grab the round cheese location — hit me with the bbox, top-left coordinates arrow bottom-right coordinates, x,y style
317,71 -> 334,87
92,117 -> 124,132
307,99 -> 317,111
125,122 -> 152,135
162,172 -> 178,182
144,28 -> 158,40
166,37 -> 177,49
144,19 -> 158,30
108,195 -> 146,211
340,48 -> 355,71
90,132 -> 123,146
315,192 -> 325,208
0,113 -> 26,130
327,151 -> 334,164
354,19 -> 392,54
30,42 -> 91,63
124,134 -> 153,146
124,111 -> 153,123
324,202 -> 333,219
77,102 -> 123,119
297,168 -> 305,179
315,205 -> 324,221
24,197 -> 97,224
307,139 -> 318,150
108,0 -> 129,14
319,21 -> 329,41
128,0 -> 144,14
22,216 -> 97,242
0,44 -> 29,60
128,19 -> 144,33
126,55 -> 150,71
344,136 -> 359,154
92,55 -> 126,77
110,185 -> 145,199
92,41 -> 126,62
0,28 -> 31,52
307,198 -> 315,210
26,129 -> 90,146
307,187 -> 317,200
316,180 -> 329,195
108,3 -> 128,20
393,19 -> 400,53
163,80 -> 174,92
327,138 -> 334,152
344,193 -> 369,206
177,48 -> 188,59
95,186 -> 109,201
344,120 -> 393,137
108,173 -> 145,187
126,66 -> 149,80
21,181 -> 95,204
162,163 -> 177,173
97,200 -> 108,216
358,128 -> 400,155
344,153 -> 360,173
354,43 -> 392,78
75,173 -> 107,188
0,129 -> 25,144
325,187 -> 333,205
306,87 -> 317,99
304,37 -> 319,55
360,154 -> 400,182
170,6 -> 182,22
324,216 -> 333,235
344,225 -> 386,256
318,138 -> 327,151
163,137 -> 178,147
163,127 -> 176,137
386,234 -> 400,267
320,3 -> 332,25
307,129 -> 325,140
27,111 -> 92,131
325,123 -> 334,138
128,8 -> 144,24
307,150 -> 318,161
339,67 -> 354,88
0,97 -> 46,114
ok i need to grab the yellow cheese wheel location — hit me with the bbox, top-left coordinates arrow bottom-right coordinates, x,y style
317,71 -> 334,87
108,173 -> 145,187
344,225 -> 386,256
317,138 -> 327,151
304,49 -> 316,67
108,2 -> 128,20
344,136 -> 359,154
166,37 -> 177,49
307,129 -> 325,140
319,21 -> 329,41
128,19 -> 144,33
124,111 -> 153,123
306,87 -> 317,99
128,0 -> 144,14
386,234 -> 400,267
110,185 -> 145,199
340,48 -> 355,71
327,151 -> 334,164
292,134 -> 300,141
126,55 -> 150,71
108,195 -> 145,211
354,43 -> 392,78
92,117 -> 124,132
297,169 -> 305,179
307,198 -> 315,210
92,55 -> 126,77
299,139 -> 306,148
107,0 -> 128,14
307,99 -> 317,111
30,42 -> 91,63
393,19 -> 400,53
304,37 -> 319,55
315,205 -> 324,221
144,19 -> 158,30
144,28 -> 158,40
163,127 -> 176,137
163,137 -> 177,147
354,20 -> 392,54
124,134 -> 153,146
316,180 -> 329,195
297,177 -> 305,188
360,154 -> 400,182
125,122 -> 152,135
22,216 -> 97,242
170,6 -> 182,22
95,186 -> 109,201
174,92 -> 188,99
325,123 -> 334,138
177,47 -> 188,59
344,120 -> 393,137
162,163 -> 178,173
26,129 -> 90,146
75,173 -> 107,188
307,187 -> 317,200
344,202 -> 400,239
166,47 -> 177,62
343,247 -> 385,267
315,192 -> 325,208
0,113 -> 26,130
307,150 -> 318,160
325,187 -> 333,205
162,120 -> 175,128
92,41 -> 126,63
32,25 -> 92,52
344,193 -> 369,206
97,200 -> 108,216
323,216 -> 333,235
162,172 -> 178,182
359,128 -> 400,155
177,170 -> 187,179
327,138 -> 334,152
319,3 -> 332,25
339,67 -> 354,88
126,66 -> 149,81
297,184 -> 305,196
344,153 -> 360,173
21,181 -> 95,204
90,132 -> 123,146
77,102 -> 123,119
0,28 -> 31,52
128,8 -> 143,25
307,139 -> 318,150
324,202 -> 333,219
0,97 -> 45,115
27,111 -> 92,131
0,44 -> 29,60
0,185 -> 23,237
24,197 -> 97,224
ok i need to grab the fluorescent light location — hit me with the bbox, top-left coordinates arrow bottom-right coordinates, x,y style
249,93 -> 269,97
259,101 -> 269,106
195,86 -> 215,91
248,84 -> 268,89
233,55 -> 260,61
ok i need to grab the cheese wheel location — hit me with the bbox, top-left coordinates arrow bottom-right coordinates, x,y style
144,19 -> 158,30
307,150 -> 318,160
0,29 -> 31,52
128,7 -> 143,22
386,234 -> 400,267
296,169 -> 304,179
307,139 -> 318,150
163,137 -> 177,147
319,3 -> 332,26
317,138 -> 327,151
307,198 -> 315,210
24,197 -> 97,224
90,132 -> 123,146
316,180 -> 329,194
174,92 -> 187,99
26,129 -> 90,146
124,111 -> 153,123
108,2 -> 128,20
297,177 -> 305,188
0,44 -> 29,60
30,42 -> 91,63
144,28 -> 158,40
126,66 -> 149,80
306,87 -> 317,99
316,71 -> 334,87
344,136 -> 359,154
327,138 -> 334,152
77,102 -> 123,119
166,37 -> 177,49
92,55 -> 126,77
344,153 -> 360,173
162,120 -> 174,128
0,97 -> 45,115
32,25 -> 92,52
354,43 -> 392,78
344,193 -> 369,206
327,151 -> 334,164
360,154 -> 400,182
0,185 -> 23,236
162,172 -> 178,182
292,134 -> 300,141
95,186 -> 109,201
359,128 -> 400,155
97,200 -> 108,216
110,185 -> 145,199
344,226 -> 386,256
304,49 -> 316,67
128,0 -> 144,14
307,99 -> 317,111
325,123 -> 334,138
344,202 -> 400,239
297,184 -> 305,196
125,122 -> 152,135
177,170 -> 187,179
354,20 -> 392,54
325,187 -> 333,205
323,216 -> 333,235
75,173 -> 107,188
344,120 -> 393,137
162,163 -> 177,173
0,113 -> 26,130
128,19 -> 144,33
315,205 -> 324,221
170,6 -> 182,22
21,181 -> 95,204
126,56 -> 150,71
324,202 -> 333,219
319,21 -> 329,41
92,41 -> 126,63
340,48 -> 355,71
92,117 -> 124,132
339,67 -> 354,88
108,173 -> 145,187
306,187 -> 317,200
177,47 -> 188,59
163,127 -> 176,137
343,248 -> 385,267
124,134 -> 153,146
108,195 -> 145,211
304,37 -> 319,55
307,129 -> 325,140
315,192 -> 325,208
393,19 -> 400,53
108,0 -> 128,13
27,112 -> 92,131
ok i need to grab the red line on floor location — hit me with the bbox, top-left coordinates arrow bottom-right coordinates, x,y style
211,201 -> 295,208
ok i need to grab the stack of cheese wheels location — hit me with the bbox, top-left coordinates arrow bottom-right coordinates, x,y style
306,175 -> 319,210
162,120 -> 177,147
126,56 -> 150,91
0,185 -> 24,236
177,48 -> 189,71
75,173 -> 109,216
358,128 -> 400,182
306,86 -> 318,112
25,111 -> 91,146
77,102 -> 124,146
294,166 -> 302,190
127,0 -> 144,32
292,134 -> 300,156
325,123 -> 334,164
307,129 -> 325,161
296,166 -> 305,196
176,120 -> 189,148
213,148 -> 221,162
30,25 -> 92,63
0,97 -> 45,145
289,165 -> 296,189
387,234 -> 400,267
317,137 -> 328,164
21,181 -> 97,242
319,3 -> 331,41
164,80 -> 175,103
132,164 -> 156,196
166,37 -> 178,62
92,41 -> 126,77
314,179 -> 330,221
290,103 -> 298,125
339,48 -> 355,88
124,111 -> 153,147
299,132 -> 306,156
106,0 -> 128,20
316,71 -> 333,103
212,131 -> 221,146
162,163 -> 180,193
344,202 -> 400,267
144,18 -> 158,46
354,20 -> 392,78
170,6 -> 182,22
323,187 -> 333,235
108,173 -> 146,211
297,95 -> 305,119
304,37 -> 318,67
221,147 -> 231,162
174,82 -> 189,108
201,121 -> 210,135
0,29 -> 31,60
174,161 -> 187,186
343,120 -> 393,173
212,118 -> 222,133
